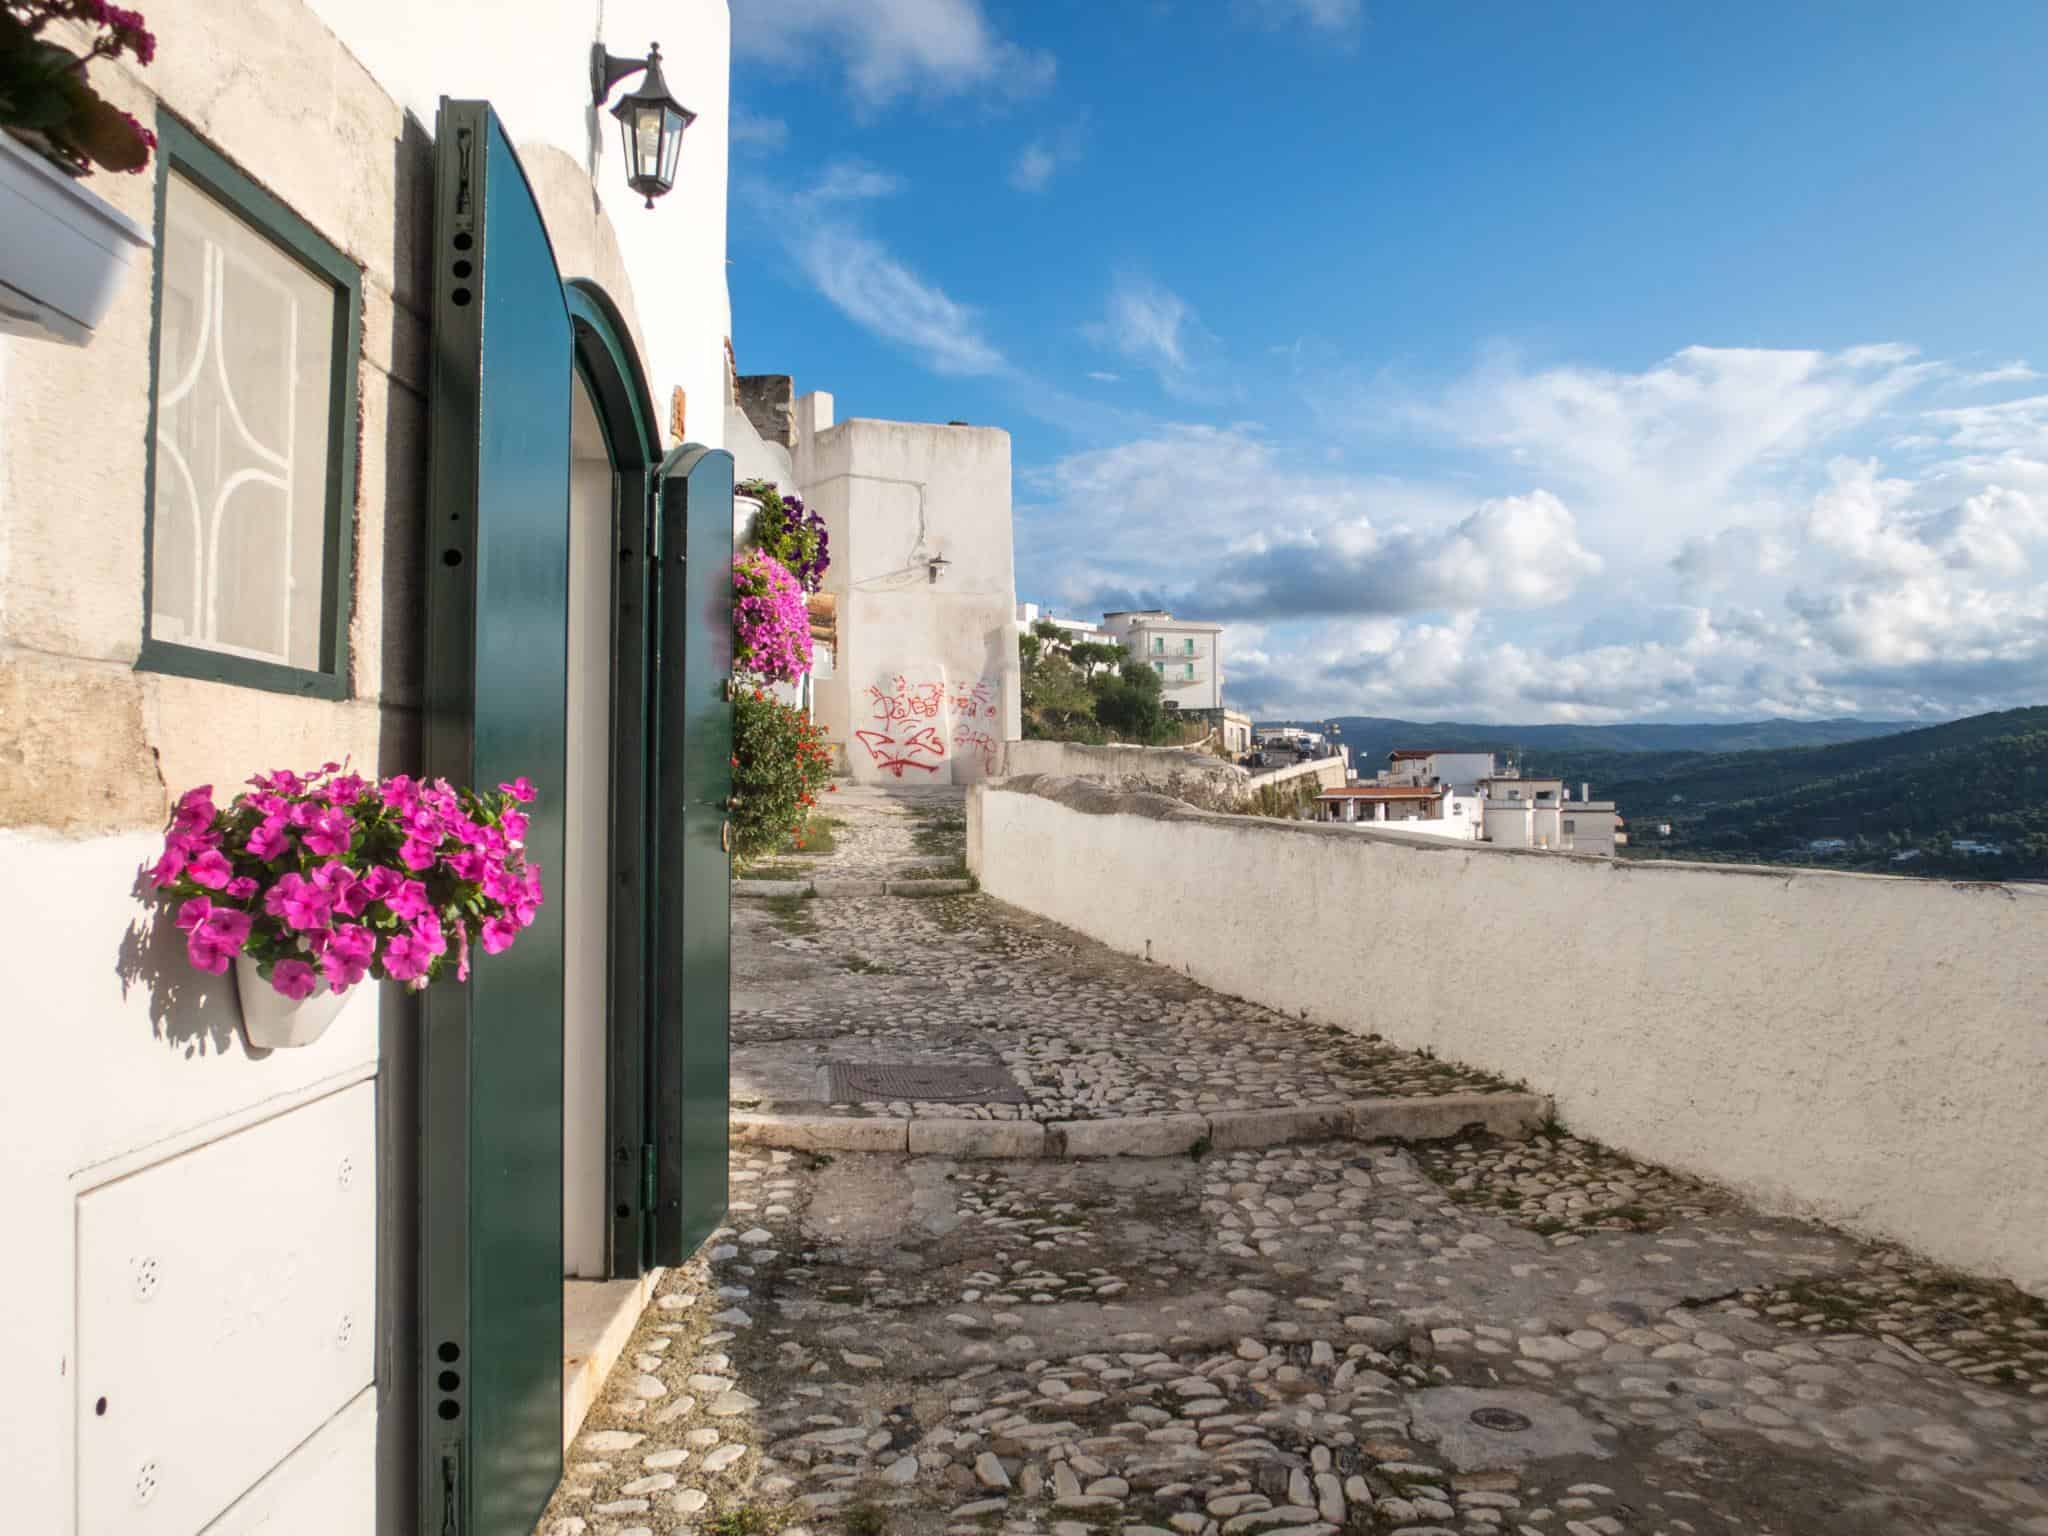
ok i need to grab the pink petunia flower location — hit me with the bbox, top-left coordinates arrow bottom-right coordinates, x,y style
480,915 -> 519,954
270,959 -> 318,1000
263,873 -> 334,932
185,907 -> 252,974
302,808 -> 355,858
173,785 -> 217,834
381,931 -> 433,982
225,877 -> 259,901
245,815 -> 290,861
151,844 -> 189,888
321,923 -> 376,990
186,849 -> 234,890
498,777 -> 537,803
501,809 -> 529,843
399,837 -> 439,872
384,879 -> 432,921
175,896 -> 213,932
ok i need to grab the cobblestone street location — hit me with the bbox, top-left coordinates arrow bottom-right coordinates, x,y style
538,786 -> 2048,1536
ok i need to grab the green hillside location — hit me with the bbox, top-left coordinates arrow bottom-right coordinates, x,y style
1287,715 -> 1915,766
1523,707 -> 2048,879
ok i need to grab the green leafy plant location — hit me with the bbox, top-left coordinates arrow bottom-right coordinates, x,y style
731,685 -> 833,861
736,477 -> 828,592
1,2 -> 157,175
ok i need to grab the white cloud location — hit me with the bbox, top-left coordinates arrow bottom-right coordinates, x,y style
1020,338 -> 2048,722
1240,0 -> 1362,32
800,160 -> 902,204
1086,275 -> 1219,397
1407,343 -> 1939,545
1086,371 -> 1121,383
731,0 -> 1054,108
792,226 -> 1005,376
1964,360 -> 2038,387
759,164 -> 1005,376
1924,392 -> 2048,454
1010,144 -> 1058,191
730,107 -> 789,149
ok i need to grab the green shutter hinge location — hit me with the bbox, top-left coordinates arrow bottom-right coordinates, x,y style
642,1143 -> 657,1212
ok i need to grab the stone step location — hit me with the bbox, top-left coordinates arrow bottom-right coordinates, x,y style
729,1091 -> 1550,1159
733,877 -> 974,898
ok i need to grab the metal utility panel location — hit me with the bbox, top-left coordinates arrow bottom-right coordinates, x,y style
75,1081 -> 376,1536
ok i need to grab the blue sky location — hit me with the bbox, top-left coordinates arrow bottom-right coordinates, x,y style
726,0 -> 2048,723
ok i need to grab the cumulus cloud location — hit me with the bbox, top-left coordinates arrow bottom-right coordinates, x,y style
1010,143 -> 1059,191
1406,343 -> 1939,544
1197,491 -> 1601,619
732,0 -> 1054,108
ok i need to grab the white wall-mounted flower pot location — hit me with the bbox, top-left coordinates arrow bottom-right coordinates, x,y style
0,131 -> 152,347
733,492 -> 762,545
234,954 -> 348,1050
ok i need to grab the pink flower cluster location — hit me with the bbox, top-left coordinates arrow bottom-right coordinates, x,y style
732,549 -> 812,684
152,763 -> 544,999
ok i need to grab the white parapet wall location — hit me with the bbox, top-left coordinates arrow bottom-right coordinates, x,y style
967,776 -> 2048,1297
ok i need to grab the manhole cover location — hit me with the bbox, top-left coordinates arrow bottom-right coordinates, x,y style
1470,1407 -> 1533,1433
827,1062 -> 1026,1104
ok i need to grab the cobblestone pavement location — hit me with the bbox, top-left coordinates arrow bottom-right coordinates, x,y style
733,788 -> 1510,1123
539,1139 -> 2048,1536
533,781 -> 2048,1536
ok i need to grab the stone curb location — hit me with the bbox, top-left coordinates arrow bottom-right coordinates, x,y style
733,877 -> 975,899
730,1092 -> 1550,1161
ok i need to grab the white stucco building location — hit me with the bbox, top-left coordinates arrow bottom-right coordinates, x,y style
790,403 -> 1022,784
1017,602 -> 1109,645
1,3 -> 739,1532
1102,609 -> 1225,710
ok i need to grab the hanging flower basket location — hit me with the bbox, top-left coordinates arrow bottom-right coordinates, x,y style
150,763 -> 545,1050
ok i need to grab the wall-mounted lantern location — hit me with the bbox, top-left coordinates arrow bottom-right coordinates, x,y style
591,41 -> 697,208
927,554 -> 952,584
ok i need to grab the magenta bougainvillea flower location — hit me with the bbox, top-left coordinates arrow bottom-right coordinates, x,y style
731,549 -> 813,684
150,763 -> 544,998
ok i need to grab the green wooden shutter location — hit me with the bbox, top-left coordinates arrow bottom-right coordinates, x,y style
651,446 -> 734,1262
420,98 -> 572,1536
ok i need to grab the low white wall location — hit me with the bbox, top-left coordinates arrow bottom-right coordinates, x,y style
999,741 -> 1247,806
1247,756 -> 1348,794
968,778 -> 2048,1297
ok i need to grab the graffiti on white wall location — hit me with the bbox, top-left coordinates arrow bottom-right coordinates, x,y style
856,672 -> 1002,780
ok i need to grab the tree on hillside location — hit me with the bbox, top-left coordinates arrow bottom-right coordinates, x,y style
1092,658 -> 1167,742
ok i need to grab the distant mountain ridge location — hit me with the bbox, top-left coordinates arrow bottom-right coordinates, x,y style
1260,715 -> 1918,765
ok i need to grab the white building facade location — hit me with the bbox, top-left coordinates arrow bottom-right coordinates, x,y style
1102,609 -> 1225,710
1,3 -> 736,1532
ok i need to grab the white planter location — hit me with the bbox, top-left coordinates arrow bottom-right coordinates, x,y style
0,131 -> 152,346
733,492 -> 762,545
234,954 -> 349,1050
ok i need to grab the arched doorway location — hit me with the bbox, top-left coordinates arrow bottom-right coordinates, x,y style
562,280 -> 659,1281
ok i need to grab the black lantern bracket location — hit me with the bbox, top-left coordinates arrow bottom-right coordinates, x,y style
591,43 -> 653,106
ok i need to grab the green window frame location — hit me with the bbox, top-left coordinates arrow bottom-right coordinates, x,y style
138,113 -> 363,700
1185,662 -> 1195,679
1183,637 -> 1195,655
1151,636 -> 1163,654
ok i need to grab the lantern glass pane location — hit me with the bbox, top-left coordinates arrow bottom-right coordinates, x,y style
658,107 -> 686,184
633,106 -> 663,176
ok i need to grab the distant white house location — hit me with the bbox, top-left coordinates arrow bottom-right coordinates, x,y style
1102,609 -> 1226,711
1017,601 -> 1110,646
1326,749 -> 1625,855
